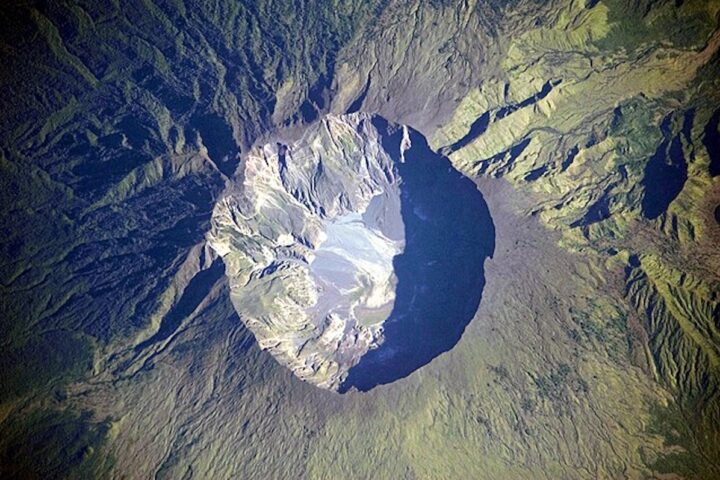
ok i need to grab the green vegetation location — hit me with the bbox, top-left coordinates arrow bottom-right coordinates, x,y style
0,331 -> 93,402
0,409 -> 114,479
0,0 -> 384,395
1,0 -> 719,477
598,0 -> 719,51
533,363 -> 589,411
646,400 -> 720,479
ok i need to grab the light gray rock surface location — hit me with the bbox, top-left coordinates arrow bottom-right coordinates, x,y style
209,114 -> 409,389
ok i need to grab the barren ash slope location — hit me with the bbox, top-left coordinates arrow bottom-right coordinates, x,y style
1,0 -> 720,478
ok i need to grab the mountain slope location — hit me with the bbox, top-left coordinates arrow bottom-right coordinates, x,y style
1,0 -> 719,478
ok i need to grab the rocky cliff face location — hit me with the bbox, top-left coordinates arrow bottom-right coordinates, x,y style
208,113 -> 494,391
209,114 -> 406,389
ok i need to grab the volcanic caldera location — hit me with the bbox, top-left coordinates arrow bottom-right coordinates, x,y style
208,113 -> 495,391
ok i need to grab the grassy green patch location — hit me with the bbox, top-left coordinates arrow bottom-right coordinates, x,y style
645,400 -> 719,478
534,363 -> 589,413
598,0 -> 718,52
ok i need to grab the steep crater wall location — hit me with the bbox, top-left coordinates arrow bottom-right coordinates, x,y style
209,113 -> 495,391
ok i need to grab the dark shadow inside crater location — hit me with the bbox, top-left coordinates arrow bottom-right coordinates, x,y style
339,118 -> 495,392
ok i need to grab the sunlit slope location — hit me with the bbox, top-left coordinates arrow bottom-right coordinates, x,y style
422,0 -> 720,475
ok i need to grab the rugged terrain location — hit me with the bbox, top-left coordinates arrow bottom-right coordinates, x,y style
1,0 -> 720,478
209,114 -> 407,390
208,113 -> 493,391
